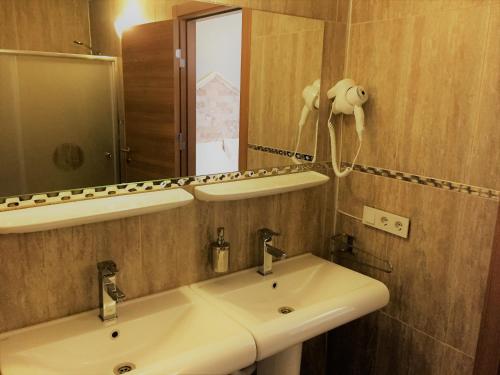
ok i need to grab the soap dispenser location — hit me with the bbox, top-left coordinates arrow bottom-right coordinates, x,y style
212,227 -> 230,273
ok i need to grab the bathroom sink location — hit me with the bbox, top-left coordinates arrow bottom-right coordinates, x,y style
0,287 -> 256,375
191,253 -> 389,360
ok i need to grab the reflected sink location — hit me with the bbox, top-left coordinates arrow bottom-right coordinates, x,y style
191,253 -> 389,360
0,287 -> 256,375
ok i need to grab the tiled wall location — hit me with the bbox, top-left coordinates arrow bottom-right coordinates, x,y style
0,0 -> 90,54
326,1 -> 499,374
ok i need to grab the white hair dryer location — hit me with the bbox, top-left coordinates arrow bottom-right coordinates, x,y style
326,78 -> 368,177
293,79 -> 320,164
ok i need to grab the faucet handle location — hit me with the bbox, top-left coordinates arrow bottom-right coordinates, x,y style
97,260 -> 119,276
258,228 -> 280,241
107,285 -> 126,303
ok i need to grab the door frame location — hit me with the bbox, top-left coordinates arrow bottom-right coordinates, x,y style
173,1 -> 251,176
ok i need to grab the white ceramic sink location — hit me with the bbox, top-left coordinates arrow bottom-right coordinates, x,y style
0,287 -> 256,375
191,253 -> 389,360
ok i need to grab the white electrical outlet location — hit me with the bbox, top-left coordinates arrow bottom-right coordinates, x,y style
362,206 -> 410,238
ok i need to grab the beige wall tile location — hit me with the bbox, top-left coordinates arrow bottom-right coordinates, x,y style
336,0 -> 351,24
277,185 -> 327,257
336,171 -> 498,356
140,209 -> 180,294
316,21 -> 347,162
374,313 -> 474,375
328,311 -> 474,374
465,4 -> 500,189
342,5 -> 495,188
0,233 -> 48,332
175,201 -> 215,285
351,0 -> 490,24
326,313 -> 380,374
1,0 -> 91,54
43,226 -> 98,319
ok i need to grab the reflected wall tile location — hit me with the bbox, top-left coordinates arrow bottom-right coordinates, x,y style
247,149 -> 294,170
0,233 -> 48,333
342,6 -> 492,188
337,171 -> 497,356
43,225 -> 97,319
248,11 -> 324,154
12,0 -> 90,54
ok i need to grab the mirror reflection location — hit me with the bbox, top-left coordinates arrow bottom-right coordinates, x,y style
0,0 -> 324,198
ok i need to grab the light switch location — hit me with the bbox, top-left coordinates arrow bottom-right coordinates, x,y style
362,206 -> 410,238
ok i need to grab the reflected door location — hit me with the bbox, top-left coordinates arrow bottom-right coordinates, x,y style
122,20 -> 180,182
181,6 -> 251,176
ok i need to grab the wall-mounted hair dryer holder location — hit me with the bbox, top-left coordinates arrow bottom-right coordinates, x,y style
326,78 -> 368,177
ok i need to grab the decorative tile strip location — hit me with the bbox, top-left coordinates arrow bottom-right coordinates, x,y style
0,162 -> 326,212
341,162 -> 499,201
248,143 -> 314,162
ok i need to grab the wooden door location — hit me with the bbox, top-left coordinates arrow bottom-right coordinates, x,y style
122,20 -> 180,182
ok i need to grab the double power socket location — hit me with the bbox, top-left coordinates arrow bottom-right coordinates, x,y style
362,206 -> 410,238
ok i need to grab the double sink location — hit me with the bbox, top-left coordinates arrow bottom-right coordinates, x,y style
0,253 -> 389,374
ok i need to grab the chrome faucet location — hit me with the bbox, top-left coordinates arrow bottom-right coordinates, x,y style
97,260 -> 126,321
258,228 -> 287,276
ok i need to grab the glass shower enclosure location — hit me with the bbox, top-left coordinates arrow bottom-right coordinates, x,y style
0,50 -> 119,197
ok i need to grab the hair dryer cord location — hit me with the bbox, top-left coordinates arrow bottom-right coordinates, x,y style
327,105 -> 361,177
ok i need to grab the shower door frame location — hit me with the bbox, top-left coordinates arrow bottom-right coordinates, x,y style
0,48 -> 122,187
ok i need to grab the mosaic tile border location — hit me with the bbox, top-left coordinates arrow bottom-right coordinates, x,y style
0,163 -> 325,212
248,143 -> 314,162
341,162 -> 499,201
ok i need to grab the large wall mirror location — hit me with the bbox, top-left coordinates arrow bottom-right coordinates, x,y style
0,0 -> 324,200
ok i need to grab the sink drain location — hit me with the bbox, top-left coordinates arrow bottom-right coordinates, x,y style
113,362 -> 136,374
278,306 -> 294,314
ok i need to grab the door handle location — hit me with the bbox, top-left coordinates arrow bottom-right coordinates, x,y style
120,147 -> 132,162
